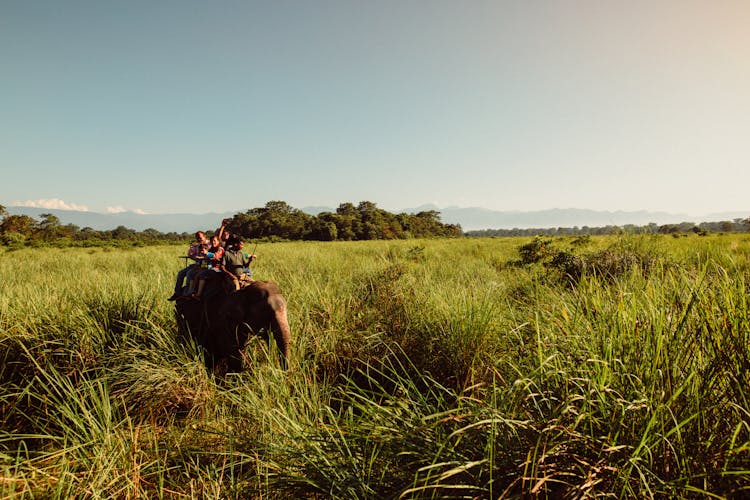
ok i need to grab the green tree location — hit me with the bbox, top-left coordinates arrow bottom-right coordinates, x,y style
36,213 -> 62,240
235,201 -> 312,240
357,201 -> 387,239
309,215 -> 339,241
219,200 -> 462,242
336,203 -> 358,216
0,214 -> 37,237
110,225 -> 136,240
142,228 -> 162,240
329,213 -> 357,240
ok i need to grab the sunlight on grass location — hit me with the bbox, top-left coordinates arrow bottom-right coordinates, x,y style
1,236 -> 748,497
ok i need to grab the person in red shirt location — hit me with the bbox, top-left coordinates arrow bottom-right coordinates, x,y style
168,231 -> 208,301
188,234 -> 225,299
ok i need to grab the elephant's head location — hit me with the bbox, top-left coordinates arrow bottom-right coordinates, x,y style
218,280 -> 291,367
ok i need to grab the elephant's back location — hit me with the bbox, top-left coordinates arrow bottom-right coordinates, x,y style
247,280 -> 282,297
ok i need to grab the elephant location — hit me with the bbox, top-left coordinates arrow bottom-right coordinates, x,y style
174,280 -> 291,373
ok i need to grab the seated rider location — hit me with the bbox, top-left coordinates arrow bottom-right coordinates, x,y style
168,231 -> 208,301
221,236 -> 256,290
189,234 -> 225,299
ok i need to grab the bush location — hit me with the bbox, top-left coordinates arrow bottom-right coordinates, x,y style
1,230 -> 27,247
516,236 -> 662,285
516,237 -> 555,265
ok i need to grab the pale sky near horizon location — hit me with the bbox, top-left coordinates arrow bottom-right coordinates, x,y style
2,1 -> 749,216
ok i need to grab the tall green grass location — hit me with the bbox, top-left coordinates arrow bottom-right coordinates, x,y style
1,235 -> 748,498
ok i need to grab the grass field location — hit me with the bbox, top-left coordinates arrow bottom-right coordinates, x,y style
1,234 -> 748,498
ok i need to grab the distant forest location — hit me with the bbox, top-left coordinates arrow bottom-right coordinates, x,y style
1,202 -> 748,248
0,201 -> 461,247
465,218 -> 750,237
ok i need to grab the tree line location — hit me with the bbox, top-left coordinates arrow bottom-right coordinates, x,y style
223,201 -> 462,241
4,200 -> 747,248
0,206 -> 191,247
466,218 -> 750,237
0,201 -> 462,247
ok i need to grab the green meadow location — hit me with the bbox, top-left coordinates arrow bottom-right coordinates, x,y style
1,235 -> 748,498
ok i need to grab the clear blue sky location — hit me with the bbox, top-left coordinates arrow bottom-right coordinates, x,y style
2,0 -> 748,216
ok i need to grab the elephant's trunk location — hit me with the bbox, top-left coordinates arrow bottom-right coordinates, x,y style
269,295 -> 291,366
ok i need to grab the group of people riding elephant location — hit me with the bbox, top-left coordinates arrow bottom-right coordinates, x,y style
171,220 -> 290,372
168,220 -> 251,301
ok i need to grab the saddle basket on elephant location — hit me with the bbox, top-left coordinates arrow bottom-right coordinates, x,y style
175,280 -> 291,373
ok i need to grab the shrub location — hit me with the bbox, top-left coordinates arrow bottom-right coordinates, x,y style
516,237 -> 555,265
1,230 -> 27,247
516,236 -> 663,285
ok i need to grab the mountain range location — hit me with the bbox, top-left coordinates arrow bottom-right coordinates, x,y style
4,205 -> 748,233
